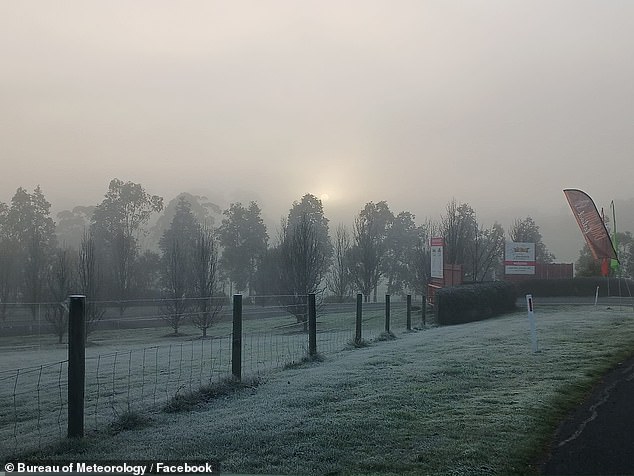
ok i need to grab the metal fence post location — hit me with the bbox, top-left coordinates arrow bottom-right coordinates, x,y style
422,295 -> 427,327
68,295 -> 86,438
232,294 -> 242,381
385,294 -> 390,333
308,293 -> 317,356
355,293 -> 362,344
406,294 -> 412,331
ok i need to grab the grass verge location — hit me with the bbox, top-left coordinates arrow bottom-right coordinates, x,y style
10,307 -> 634,475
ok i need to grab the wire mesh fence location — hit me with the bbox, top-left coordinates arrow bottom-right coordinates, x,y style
0,293 -> 426,460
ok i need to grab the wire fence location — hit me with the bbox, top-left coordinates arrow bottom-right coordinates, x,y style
0,293 -> 426,460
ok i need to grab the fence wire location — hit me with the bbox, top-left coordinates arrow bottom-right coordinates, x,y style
0,294 -> 424,459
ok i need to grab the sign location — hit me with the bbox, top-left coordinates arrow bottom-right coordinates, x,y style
504,242 -> 535,275
430,237 -> 444,279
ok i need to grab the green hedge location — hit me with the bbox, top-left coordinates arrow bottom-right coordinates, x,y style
514,277 -> 634,297
436,281 -> 517,326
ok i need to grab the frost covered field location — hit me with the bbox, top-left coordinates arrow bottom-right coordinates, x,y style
7,305 -> 634,475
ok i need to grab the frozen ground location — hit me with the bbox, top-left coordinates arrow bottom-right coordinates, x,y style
4,305 -> 634,475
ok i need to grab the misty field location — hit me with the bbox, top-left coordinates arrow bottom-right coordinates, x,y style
3,303 -> 634,475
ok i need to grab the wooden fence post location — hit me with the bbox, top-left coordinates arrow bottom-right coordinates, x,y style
406,294 -> 412,331
385,294 -> 391,333
68,295 -> 86,438
355,293 -> 362,344
308,293 -> 317,356
232,294 -> 242,381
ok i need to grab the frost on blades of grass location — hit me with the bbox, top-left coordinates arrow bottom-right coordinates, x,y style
18,307 -> 634,475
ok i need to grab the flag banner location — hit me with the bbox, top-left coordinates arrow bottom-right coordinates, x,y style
564,189 -> 618,262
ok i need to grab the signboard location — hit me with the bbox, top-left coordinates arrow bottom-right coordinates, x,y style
430,237 -> 444,279
504,242 -> 535,275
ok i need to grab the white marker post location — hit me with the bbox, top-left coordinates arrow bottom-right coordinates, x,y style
594,286 -> 600,307
526,294 -> 539,353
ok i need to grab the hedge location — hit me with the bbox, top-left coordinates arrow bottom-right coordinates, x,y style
513,277 -> 634,298
435,281 -> 517,326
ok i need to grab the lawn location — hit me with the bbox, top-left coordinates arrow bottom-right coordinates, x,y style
3,304 -> 634,475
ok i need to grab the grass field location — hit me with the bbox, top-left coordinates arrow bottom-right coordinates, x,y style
0,301 -> 408,460
4,304 -> 634,474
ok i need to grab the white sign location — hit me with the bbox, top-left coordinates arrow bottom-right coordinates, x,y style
430,237 -> 444,279
504,242 -> 535,275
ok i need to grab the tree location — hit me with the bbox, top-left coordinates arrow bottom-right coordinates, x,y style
277,214 -> 330,326
159,198 -> 199,335
217,201 -> 268,295
45,248 -> 76,344
576,231 -> 633,278
349,201 -> 393,302
271,195 -> 332,326
91,179 -> 163,311
132,250 -> 162,298
161,239 -> 191,335
6,186 -> 57,319
440,199 -> 476,267
383,211 -> 418,296
0,202 -> 18,322
148,192 -> 221,250
78,230 -> 105,339
467,222 -> 505,282
508,217 -> 555,264
409,221 -> 434,297
575,243 -> 602,277
190,227 -> 223,338
616,232 -> 634,278
159,197 -> 200,254
327,224 -> 353,302
55,206 -> 95,250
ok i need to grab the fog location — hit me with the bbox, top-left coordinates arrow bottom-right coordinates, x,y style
2,1 -> 633,262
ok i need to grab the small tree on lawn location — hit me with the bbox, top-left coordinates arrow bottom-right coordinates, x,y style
191,227 -> 224,338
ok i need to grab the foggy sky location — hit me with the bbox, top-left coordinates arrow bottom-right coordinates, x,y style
2,1 -> 633,262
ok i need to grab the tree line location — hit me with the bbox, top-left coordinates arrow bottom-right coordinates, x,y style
7,178 -> 627,339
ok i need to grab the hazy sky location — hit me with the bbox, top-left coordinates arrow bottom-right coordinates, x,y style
1,1 -> 633,260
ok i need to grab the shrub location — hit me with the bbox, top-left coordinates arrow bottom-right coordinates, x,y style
436,281 -> 517,326
514,277 -> 634,298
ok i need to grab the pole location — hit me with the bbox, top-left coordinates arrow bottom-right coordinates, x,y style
355,293 -> 362,344
406,294 -> 412,331
68,295 -> 86,438
308,293 -> 317,356
385,294 -> 390,333
526,294 -> 539,353
232,294 -> 242,381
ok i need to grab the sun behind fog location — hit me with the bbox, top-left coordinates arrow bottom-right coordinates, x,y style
320,193 -> 330,202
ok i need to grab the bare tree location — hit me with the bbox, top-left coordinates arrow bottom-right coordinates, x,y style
78,230 -> 105,339
409,220 -> 434,298
350,202 -> 393,302
161,239 -> 191,335
327,224 -> 353,302
191,227 -> 223,338
45,248 -> 76,343
468,222 -> 505,282
277,212 -> 330,327
440,199 -> 476,267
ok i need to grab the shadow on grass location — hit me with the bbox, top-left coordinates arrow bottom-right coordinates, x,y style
163,376 -> 260,413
